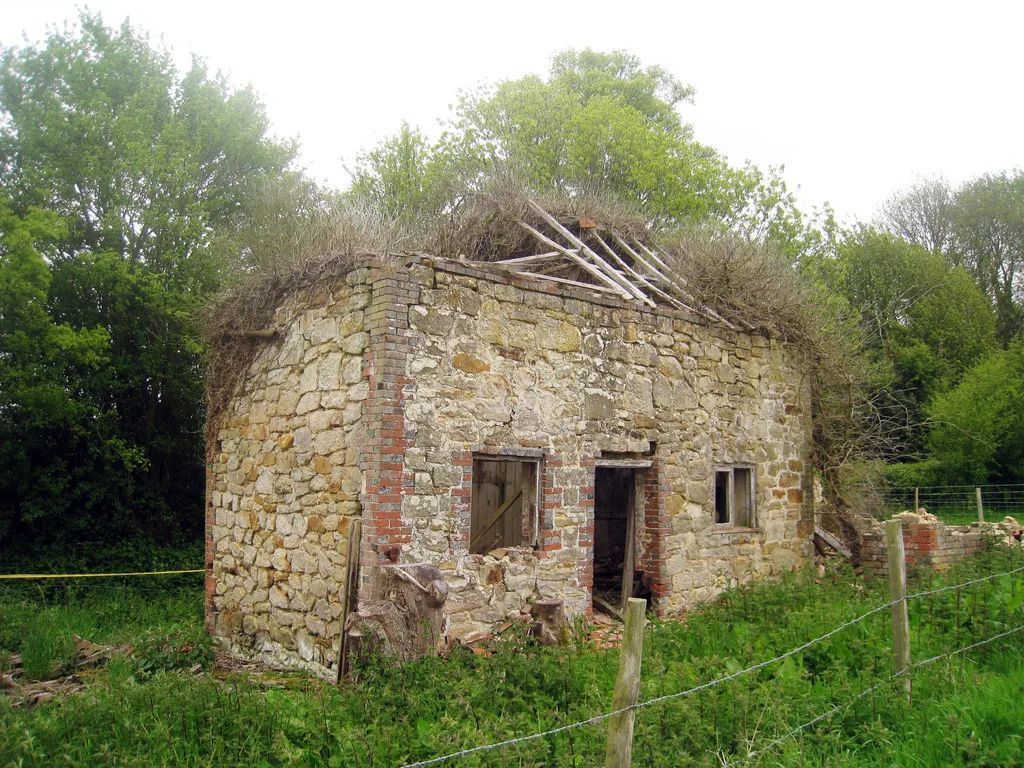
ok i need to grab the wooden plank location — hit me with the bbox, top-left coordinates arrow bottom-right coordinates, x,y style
475,488 -> 523,546
593,232 -> 685,310
611,233 -> 706,316
594,458 -> 654,469
336,518 -> 362,684
620,474 -> 637,613
813,526 -> 852,560
496,251 -> 571,265
518,221 -> 634,299
632,239 -> 676,276
525,201 -> 656,307
509,270 -> 625,295
630,237 -> 747,331
592,594 -> 623,621
613,235 -> 678,287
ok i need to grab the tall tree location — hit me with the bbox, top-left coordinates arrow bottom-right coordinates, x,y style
349,48 -> 807,250
0,13 -> 295,559
878,172 -> 1024,344
952,172 -> 1024,342
877,177 -> 957,255
0,201 -> 131,546
819,230 -> 997,456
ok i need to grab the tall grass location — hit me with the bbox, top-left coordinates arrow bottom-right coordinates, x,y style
1,549 -> 1023,766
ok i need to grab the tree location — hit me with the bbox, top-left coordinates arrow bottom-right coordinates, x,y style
348,48 -> 807,251
0,201 -> 137,546
952,172 -> 1024,342
815,230 -> 997,458
829,231 -> 995,388
878,172 -> 1024,344
877,177 -> 957,255
0,13 -> 295,560
928,342 -> 1024,485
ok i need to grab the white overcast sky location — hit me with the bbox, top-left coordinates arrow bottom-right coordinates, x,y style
2,0 -> 1021,224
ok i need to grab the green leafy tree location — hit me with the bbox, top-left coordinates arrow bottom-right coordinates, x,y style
0,201 -> 140,545
0,13 -> 295,560
928,342 -> 1024,484
817,230 -> 997,457
828,230 -> 995,390
952,172 -> 1024,342
878,172 -> 1024,344
349,48 -> 807,250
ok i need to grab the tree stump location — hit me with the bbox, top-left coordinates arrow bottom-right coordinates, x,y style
345,564 -> 449,662
530,600 -> 567,645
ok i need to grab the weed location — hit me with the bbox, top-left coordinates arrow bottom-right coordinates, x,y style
131,629 -> 215,680
1,549 -> 1023,766
19,623 -> 76,681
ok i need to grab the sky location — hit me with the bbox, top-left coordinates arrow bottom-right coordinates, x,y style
2,0 -> 1022,225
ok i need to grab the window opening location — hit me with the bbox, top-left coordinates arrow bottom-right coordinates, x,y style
714,466 -> 755,528
471,458 -> 539,554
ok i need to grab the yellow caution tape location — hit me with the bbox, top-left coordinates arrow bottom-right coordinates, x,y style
0,569 -> 204,580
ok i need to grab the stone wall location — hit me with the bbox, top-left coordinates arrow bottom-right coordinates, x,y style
395,257 -> 813,634
207,255 -> 815,672
206,275 -> 370,672
860,511 -> 1023,576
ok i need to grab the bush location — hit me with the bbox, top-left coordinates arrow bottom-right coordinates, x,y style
884,459 -> 942,491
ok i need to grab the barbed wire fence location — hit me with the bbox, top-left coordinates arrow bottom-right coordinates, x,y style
396,549 -> 1024,768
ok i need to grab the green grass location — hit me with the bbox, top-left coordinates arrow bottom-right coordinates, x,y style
2,550 -> 1024,767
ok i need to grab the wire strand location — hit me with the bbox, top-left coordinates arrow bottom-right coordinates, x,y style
398,562 -> 1024,768
728,622 -> 1024,766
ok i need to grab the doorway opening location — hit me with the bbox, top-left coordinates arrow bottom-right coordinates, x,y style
593,466 -> 648,615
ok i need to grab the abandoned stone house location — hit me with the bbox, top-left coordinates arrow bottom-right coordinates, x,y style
205,206 -> 815,671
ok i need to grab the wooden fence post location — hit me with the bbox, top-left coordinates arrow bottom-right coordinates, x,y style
605,597 -> 646,768
886,519 -> 911,701
914,487 -> 919,511
336,519 -> 362,684
976,487 -> 984,522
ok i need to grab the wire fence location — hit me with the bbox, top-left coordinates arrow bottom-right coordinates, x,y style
879,483 -> 1024,526
3,558 -> 1023,766
398,557 -> 1024,768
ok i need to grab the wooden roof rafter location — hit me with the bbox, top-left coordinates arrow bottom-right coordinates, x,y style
477,199 -> 739,328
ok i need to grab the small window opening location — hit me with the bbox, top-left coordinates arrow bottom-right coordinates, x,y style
471,458 -> 539,554
714,466 -> 755,528
714,471 -> 730,524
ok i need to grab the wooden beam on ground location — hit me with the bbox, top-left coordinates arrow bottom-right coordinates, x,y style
814,526 -> 852,560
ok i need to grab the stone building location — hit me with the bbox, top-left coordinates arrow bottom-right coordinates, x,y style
205,210 -> 815,672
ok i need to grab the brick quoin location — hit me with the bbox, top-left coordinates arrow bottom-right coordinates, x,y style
358,267 -> 416,586
643,460 -> 669,615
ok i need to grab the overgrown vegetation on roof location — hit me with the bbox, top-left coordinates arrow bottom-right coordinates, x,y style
202,180 -> 876,498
